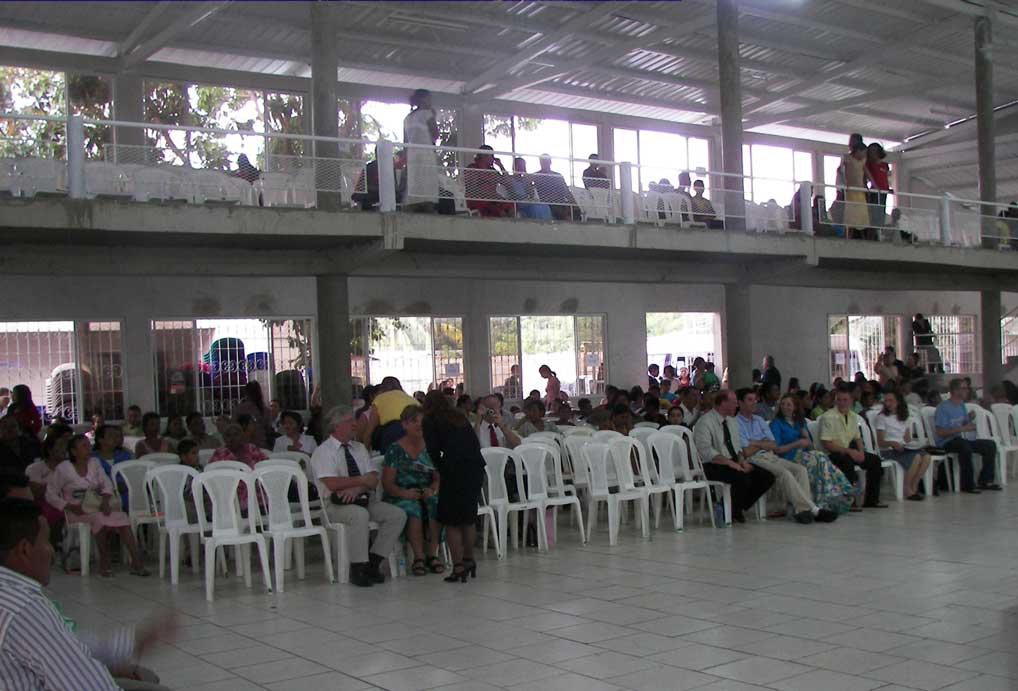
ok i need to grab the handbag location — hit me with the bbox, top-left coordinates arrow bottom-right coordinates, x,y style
81,490 -> 104,514
330,491 -> 370,508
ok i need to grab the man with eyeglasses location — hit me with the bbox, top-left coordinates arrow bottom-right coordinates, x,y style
934,378 -> 1002,493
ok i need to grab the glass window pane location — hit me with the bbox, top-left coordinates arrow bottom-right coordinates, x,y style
152,320 -> 198,417
741,144 -> 752,201
639,130 -> 686,194
489,317 -> 520,396
575,316 -> 606,396
0,67 -> 67,159
0,321 -> 76,422
483,114 -> 514,155
515,116 -> 566,175
269,319 -> 313,410
828,316 -> 849,382
350,317 -> 368,398
367,317 -> 433,393
432,318 -> 464,391
194,319 -> 271,416
794,151 -> 813,182
361,100 -> 410,142
613,128 -> 639,192
823,154 -> 842,200
689,137 -> 711,197
570,123 -> 598,187
520,316 -> 576,397
928,315 -> 978,374
751,144 -> 794,204
144,81 -> 189,166
646,313 -> 721,380
79,321 -> 124,421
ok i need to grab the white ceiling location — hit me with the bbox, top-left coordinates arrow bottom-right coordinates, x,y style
2,0 -> 1018,195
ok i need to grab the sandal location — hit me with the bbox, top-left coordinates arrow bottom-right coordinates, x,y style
426,556 -> 445,574
411,559 -> 427,576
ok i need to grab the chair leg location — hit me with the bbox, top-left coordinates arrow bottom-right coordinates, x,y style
158,531 -> 167,580
722,485 -> 732,525
675,489 -> 685,531
273,537 -> 286,594
586,499 -> 597,543
320,532 -> 335,583
607,499 -> 618,546
335,526 -> 348,585
572,500 -> 586,543
188,534 -> 200,574
481,514 -> 490,554
204,541 -> 217,602
498,508 -> 510,559
255,539 -> 273,593
295,538 -> 306,580
169,532 -> 180,586
639,497 -> 650,538
79,525 -> 91,577
241,545 -> 252,588
535,506 -> 549,553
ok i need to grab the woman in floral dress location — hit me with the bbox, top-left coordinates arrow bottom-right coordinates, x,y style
382,405 -> 442,576
770,395 -> 854,512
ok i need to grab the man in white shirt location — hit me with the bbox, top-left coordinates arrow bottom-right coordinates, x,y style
0,499 -> 173,690
475,395 -> 520,449
310,405 -> 406,587
678,387 -> 701,428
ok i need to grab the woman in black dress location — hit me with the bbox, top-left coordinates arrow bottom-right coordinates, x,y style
422,391 -> 485,582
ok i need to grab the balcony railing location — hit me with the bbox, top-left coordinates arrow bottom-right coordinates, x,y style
0,111 -> 1015,250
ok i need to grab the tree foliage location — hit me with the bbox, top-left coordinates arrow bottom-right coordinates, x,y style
0,66 -> 66,158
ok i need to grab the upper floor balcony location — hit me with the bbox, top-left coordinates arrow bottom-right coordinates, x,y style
3,112 -> 1018,279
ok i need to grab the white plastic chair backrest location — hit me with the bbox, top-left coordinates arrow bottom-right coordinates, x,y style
563,436 -> 590,486
198,449 -> 216,467
123,436 -> 143,453
806,419 -> 821,450
268,450 -> 312,466
146,464 -> 199,528
991,404 -> 1015,444
560,426 -> 593,437
658,424 -> 686,436
907,416 -> 927,445
592,430 -> 623,444
527,431 -> 563,449
110,460 -> 156,515
253,465 -> 312,532
1009,407 -> 1018,447
206,459 -> 251,473
480,447 -> 514,504
965,404 -> 993,439
516,444 -> 551,501
920,407 -> 941,445
648,432 -> 682,484
608,437 -> 643,490
633,421 -> 660,430
865,410 -> 880,435
521,439 -> 566,489
629,426 -> 657,448
195,469 -> 255,537
582,443 -> 612,497
255,458 -> 301,471
139,452 -> 180,465
857,418 -> 876,453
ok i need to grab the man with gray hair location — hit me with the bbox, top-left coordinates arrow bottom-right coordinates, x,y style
310,405 -> 406,587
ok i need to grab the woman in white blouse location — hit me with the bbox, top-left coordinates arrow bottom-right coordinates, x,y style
272,410 -> 317,457
875,391 -> 932,501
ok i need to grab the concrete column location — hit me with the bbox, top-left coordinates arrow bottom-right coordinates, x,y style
975,14 -> 997,246
113,74 -> 144,150
464,299 -> 490,396
315,275 -> 352,409
459,103 -> 484,150
123,316 -> 155,412
310,2 -> 340,211
716,0 -> 746,231
723,282 -> 753,388
982,289 -> 1003,389
606,303 -> 646,390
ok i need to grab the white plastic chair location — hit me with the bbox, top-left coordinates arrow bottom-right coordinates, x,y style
633,421 -> 660,430
967,404 -> 1011,487
253,465 -> 333,592
194,469 -> 273,601
205,459 -> 252,473
560,426 -> 593,437
658,424 -> 688,437
648,431 -> 722,530
563,435 -> 590,494
516,443 -> 585,547
907,415 -> 941,496
629,426 -> 658,452
138,452 -> 180,465
863,414 -> 902,501
316,495 -> 400,584
482,447 -> 543,554
198,449 -> 216,468
583,442 -> 648,545
146,464 -> 202,585
592,430 -> 624,444
110,460 -> 162,538
922,406 -> 961,492
611,436 -> 667,527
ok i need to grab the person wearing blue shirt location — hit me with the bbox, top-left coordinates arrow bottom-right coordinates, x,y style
735,388 -> 837,524
934,378 -> 1001,492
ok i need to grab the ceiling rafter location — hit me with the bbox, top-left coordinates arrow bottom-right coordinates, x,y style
116,1 -> 172,58
119,0 -> 231,71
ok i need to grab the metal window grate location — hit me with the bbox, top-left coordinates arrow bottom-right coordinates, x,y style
828,315 -> 902,382
927,315 -> 978,374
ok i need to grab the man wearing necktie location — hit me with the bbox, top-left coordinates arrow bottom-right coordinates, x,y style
693,390 -> 775,523
311,405 -> 407,587
474,395 -> 521,450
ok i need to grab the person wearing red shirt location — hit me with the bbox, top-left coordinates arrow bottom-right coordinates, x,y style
866,142 -> 891,232
464,145 -> 514,218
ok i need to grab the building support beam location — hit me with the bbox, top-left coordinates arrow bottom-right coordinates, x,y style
724,282 -> 753,389
113,74 -> 144,148
982,289 -> 1003,390
124,316 -> 155,412
976,13 -> 998,243
315,275 -> 353,409
310,2 -> 340,212
717,0 -> 746,231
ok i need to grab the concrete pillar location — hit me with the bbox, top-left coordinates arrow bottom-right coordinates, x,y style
113,74 -> 144,150
606,303 -> 646,390
723,283 -> 753,388
975,14 -> 997,246
716,0 -> 746,231
315,275 -> 352,408
982,289 -> 1003,389
310,2 -> 340,211
464,300 -> 490,397
460,103 -> 484,150
123,316 -> 155,413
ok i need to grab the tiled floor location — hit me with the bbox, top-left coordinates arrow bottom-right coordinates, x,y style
50,490 -> 1018,691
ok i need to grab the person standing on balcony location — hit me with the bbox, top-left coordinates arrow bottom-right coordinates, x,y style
403,88 -> 440,213
866,143 -> 891,234
839,142 -> 876,240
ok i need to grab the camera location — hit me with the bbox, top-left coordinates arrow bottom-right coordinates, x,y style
485,408 -> 496,417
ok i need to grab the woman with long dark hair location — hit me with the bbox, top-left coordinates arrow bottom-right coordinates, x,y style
422,391 -> 485,583
876,391 -> 931,500
770,394 -> 854,512
7,384 -> 41,436
539,365 -> 561,408
233,381 -> 272,448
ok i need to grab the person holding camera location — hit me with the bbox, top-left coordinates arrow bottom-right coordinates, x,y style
311,406 -> 407,587
474,394 -> 520,450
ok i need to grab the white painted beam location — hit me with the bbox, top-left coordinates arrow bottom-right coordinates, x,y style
119,0 -> 231,70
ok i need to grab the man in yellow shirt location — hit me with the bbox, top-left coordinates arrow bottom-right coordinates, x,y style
820,386 -> 885,510
359,377 -> 419,452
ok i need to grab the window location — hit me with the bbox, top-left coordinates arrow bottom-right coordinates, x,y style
646,313 -> 722,377
485,115 -> 600,186
927,315 -> 978,374
0,320 -> 124,423
612,127 -> 711,194
0,66 -> 66,159
489,316 -> 606,398
823,154 -> 842,200
828,315 -> 902,381
152,318 -> 313,416
349,317 -> 464,395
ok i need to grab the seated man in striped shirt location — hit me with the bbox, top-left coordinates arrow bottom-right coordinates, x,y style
0,499 -> 172,690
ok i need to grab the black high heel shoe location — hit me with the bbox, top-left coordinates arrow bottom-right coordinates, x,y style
444,563 -> 467,583
463,558 -> 477,579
